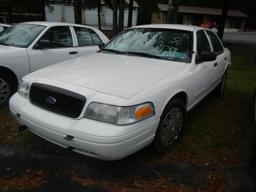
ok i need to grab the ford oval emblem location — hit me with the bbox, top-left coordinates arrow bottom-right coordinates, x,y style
45,96 -> 57,105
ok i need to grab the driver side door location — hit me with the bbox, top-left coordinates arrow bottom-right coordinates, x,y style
28,26 -> 78,72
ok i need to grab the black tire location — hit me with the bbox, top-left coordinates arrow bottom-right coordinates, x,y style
215,71 -> 228,96
0,72 -> 16,106
153,99 -> 186,153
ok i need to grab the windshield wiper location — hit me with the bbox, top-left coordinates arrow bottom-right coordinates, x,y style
0,41 -> 10,46
125,51 -> 164,60
101,48 -> 126,55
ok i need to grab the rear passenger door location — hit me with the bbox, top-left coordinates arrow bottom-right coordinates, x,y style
193,30 -> 216,99
205,30 -> 225,86
29,26 -> 78,72
73,27 -> 102,57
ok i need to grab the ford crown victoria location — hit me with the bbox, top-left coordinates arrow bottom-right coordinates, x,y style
10,24 -> 231,160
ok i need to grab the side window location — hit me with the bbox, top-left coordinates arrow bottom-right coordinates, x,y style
39,26 -> 73,48
74,27 -> 94,46
206,30 -> 224,54
196,30 -> 211,54
89,29 -> 102,45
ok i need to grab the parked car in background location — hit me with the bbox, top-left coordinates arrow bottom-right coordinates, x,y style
10,24 -> 231,160
0,23 -> 10,32
0,21 -> 109,106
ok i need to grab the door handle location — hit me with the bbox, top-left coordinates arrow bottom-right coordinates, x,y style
214,62 -> 218,67
69,51 -> 78,55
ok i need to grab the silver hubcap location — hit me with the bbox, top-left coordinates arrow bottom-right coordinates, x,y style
160,107 -> 183,146
0,78 -> 10,104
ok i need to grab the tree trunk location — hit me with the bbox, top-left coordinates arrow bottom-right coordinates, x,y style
74,0 -> 82,24
7,2 -> 12,24
61,3 -> 65,22
167,0 -> 179,24
127,0 -> 133,27
97,0 -> 102,30
41,0 -> 46,21
118,0 -> 125,32
217,0 -> 229,40
112,0 -> 118,35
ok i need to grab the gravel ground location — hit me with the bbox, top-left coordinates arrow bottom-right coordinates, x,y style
0,43 -> 256,192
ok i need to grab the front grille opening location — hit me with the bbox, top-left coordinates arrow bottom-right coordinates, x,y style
29,83 -> 86,118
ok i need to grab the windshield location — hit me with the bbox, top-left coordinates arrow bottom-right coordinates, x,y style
0,24 -> 45,48
103,28 -> 193,63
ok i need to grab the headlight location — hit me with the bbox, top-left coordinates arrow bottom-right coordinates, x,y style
84,102 -> 155,125
18,80 -> 30,98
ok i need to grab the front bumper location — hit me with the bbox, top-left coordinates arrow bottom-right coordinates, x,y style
9,93 -> 159,160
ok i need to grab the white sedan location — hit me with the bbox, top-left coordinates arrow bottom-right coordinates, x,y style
10,24 -> 231,160
0,21 -> 109,105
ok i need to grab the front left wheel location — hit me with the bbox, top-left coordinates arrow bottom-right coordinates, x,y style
153,99 -> 186,153
0,73 -> 16,106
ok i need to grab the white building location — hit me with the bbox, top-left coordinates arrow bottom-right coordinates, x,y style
45,0 -> 139,30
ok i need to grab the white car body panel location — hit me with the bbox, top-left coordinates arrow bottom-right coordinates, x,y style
0,45 -> 30,79
10,24 -> 231,160
0,21 -> 109,80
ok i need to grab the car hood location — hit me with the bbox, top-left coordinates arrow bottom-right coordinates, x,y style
29,53 -> 188,99
0,45 -> 25,55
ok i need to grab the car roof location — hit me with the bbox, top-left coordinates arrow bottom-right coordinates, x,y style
131,24 -> 204,32
20,21 -> 97,30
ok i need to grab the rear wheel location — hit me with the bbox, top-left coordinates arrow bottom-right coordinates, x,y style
0,73 -> 16,106
153,99 -> 186,153
215,71 -> 228,96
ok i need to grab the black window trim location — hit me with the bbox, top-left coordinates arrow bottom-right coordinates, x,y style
33,25 -> 74,50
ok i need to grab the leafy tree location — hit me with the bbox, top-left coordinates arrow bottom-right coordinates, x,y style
127,0 -> 134,27
118,0 -> 125,32
218,0 -> 229,39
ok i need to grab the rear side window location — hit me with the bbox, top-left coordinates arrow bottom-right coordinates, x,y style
40,26 -> 73,48
206,30 -> 224,54
196,30 -> 211,54
74,27 -> 102,46
90,30 -> 102,45
74,27 -> 93,46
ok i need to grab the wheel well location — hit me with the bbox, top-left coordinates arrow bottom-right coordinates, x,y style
0,66 -> 18,90
169,92 -> 188,106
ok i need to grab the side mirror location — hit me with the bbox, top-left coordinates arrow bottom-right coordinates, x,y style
34,39 -> 51,49
197,51 -> 217,63
98,42 -> 105,49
